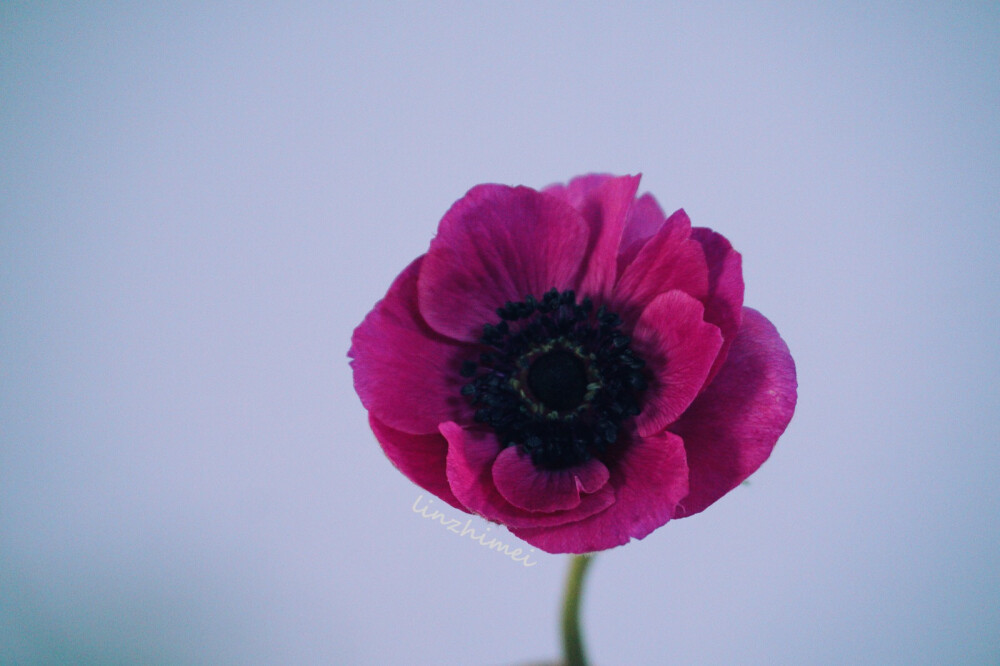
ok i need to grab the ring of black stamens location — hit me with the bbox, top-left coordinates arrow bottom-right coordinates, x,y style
460,288 -> 648,470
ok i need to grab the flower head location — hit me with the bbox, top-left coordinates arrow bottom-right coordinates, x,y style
349,174 -> 797,553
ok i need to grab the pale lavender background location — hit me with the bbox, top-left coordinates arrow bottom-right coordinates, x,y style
2,3 -> 998,664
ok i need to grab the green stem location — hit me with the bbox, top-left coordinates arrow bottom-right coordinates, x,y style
561,553 -> 595,666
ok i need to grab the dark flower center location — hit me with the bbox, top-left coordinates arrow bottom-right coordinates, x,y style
459,288 -> 648,470
527,349 -> 587,412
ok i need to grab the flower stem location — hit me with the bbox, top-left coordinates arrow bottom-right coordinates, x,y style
561,553 -> 595,666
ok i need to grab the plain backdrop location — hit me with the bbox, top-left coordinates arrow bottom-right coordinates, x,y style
2,2 -> 998,664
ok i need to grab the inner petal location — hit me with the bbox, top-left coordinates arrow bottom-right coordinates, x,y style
442,423 -> 617,528
631,290 -> 723,436
492,446 -> 610,513
418,185 -> 590,343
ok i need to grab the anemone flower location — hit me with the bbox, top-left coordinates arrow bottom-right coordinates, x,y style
350,174 -> 796,554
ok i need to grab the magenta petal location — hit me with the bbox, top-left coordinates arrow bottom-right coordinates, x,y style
542,173 -> 616,208
617,192 -> 667,274
632,290 -> 724,437
419,185 -> 590,342
442,423 -> 616,529
574,459 -> 611,493
545,174 -> 641,302
613,208 -> 710,324
545,176 -> 669,287
671,308 -> 797,518
369,414 -> 464,511
511,431 -> 690,554
691,227 -> 745,386
349,257 -> 476,434
492,447 -> 610,512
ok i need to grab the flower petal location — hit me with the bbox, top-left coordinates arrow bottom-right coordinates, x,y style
613,208 -> 710,324
544,174 -> 641,302
442,423 -> 615,529
511,430 -> 690,553
369,414 -> 464,510
671,308 -> 797,518
349,257 -> 477,434
691,227 -> 744,387
492,446 -> 610,513
542,173 -> 616,209
419,184 -> 590,343
632,290 -> 724,437
617,192 -> 667,275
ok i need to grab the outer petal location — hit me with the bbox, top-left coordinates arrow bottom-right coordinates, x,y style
542,173 -> 616,210
544,174 -> 641,302
631,290 -> 724,437
369,414 -> 464,510
419,185 -> 590,342
617,192 -> 667,275
511,430 -> 690,553
442,423 -> 615,529
349,257 -> 477,434
613,208 -> 710,325
671,308 -> 797,518
691,227 -> 745,386
492,447 -> 610,513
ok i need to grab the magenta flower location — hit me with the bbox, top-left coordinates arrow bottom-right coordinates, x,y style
349,174 -> 797,554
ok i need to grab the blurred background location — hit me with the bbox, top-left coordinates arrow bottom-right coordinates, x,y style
2,2 -> 997,664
